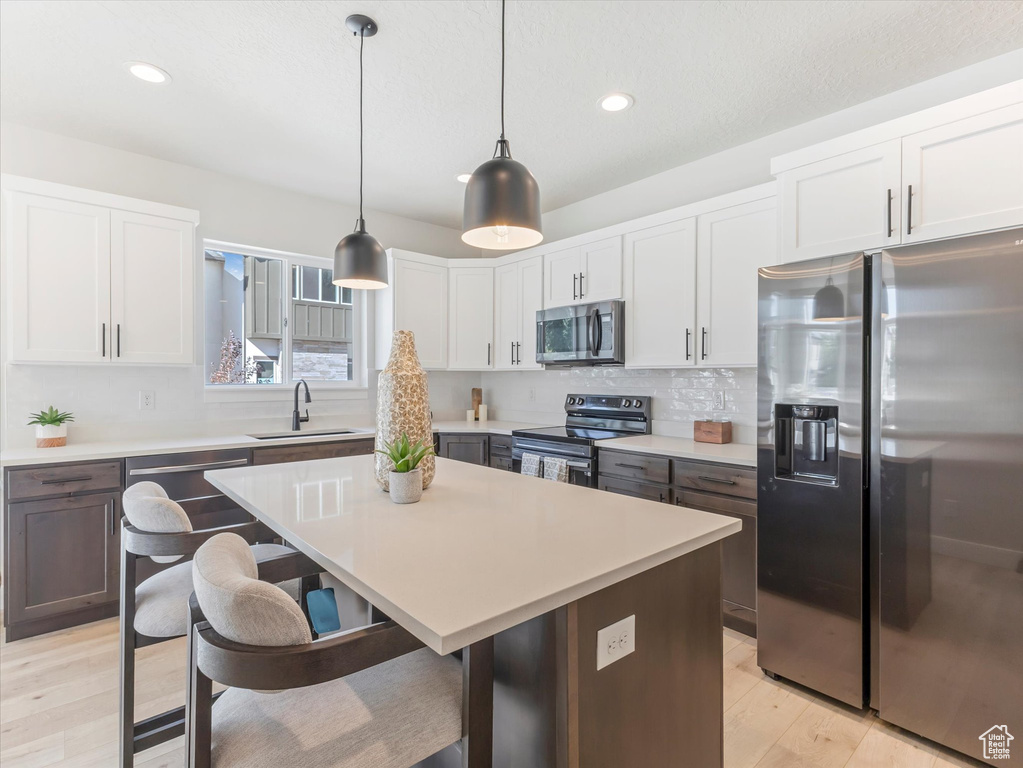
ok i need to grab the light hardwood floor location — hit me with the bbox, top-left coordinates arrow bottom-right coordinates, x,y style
0,619 -> 986,767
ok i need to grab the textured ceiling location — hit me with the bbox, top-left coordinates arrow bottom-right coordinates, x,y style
2,0 -> 1022,230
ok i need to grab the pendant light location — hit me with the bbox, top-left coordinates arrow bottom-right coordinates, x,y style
333,14 -> 388,290
812,277 -> 845,321
462,0 -> 542,250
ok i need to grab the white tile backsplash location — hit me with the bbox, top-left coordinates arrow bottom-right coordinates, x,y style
2,364 -> 483,448
481,367 -> 757,443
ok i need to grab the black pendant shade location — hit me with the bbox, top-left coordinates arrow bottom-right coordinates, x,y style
334,218 -> 388,289
812,277 -> 845,321
462,0 -> 542,251
333,14 -> 388,290
462,139 -> 543,250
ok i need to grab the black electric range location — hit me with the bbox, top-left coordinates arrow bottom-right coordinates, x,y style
511,394 -> 652,486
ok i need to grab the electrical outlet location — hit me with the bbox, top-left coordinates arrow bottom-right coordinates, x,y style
596,614 -> 635,671
139,390 -> 155,410
528,387 -> 536,402
713,391 -> 725,410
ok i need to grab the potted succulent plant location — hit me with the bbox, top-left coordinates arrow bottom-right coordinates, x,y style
375,432 -> 435,504
28,406 -> 75,448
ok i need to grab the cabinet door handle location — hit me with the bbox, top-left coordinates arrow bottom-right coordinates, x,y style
685,328 -> 691,360
886,188 -> 893,238
40,476 -> 93,485
579,272 -> 584,298
906,184 -> 913,235
701,327 -> 708,361
573,273 -> 578,301
516,342 -> 521,365
102,322 -> 106,357
511,342 -> 516,365
108,501 -> 116,536
658,492 -> 665,503
698,475 -> 737,485
487,342 -> 491,366
116,324 -> 121,357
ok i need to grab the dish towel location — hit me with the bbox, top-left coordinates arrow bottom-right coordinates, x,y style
520,452 -> 542,477
543,456 -> 570,483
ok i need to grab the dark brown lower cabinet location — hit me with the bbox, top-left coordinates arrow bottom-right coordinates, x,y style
5,490 -> 121,641
596,474 -> 670,503
438,434 -> 489,465
252,438 -> 375,465
676,489 -> 757,637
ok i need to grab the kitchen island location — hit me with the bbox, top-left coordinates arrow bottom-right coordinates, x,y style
206,455 -> 740,767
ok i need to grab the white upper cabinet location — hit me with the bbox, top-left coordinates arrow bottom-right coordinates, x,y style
902,104 -> 1023,243
774,83 -> 1023,260
8,193 -> 111,363
778,140 -> 902,262
110,210 -> 195,364
696,197 -> 777,367
623,219 -> 697,368
493,262 -> 519,370
5,178 -> 197,365
543,236 -> 622,307
375,250 -> 448,370
517,257 -> 543,369
447,266 -> 494,370
494,255 -> 543,370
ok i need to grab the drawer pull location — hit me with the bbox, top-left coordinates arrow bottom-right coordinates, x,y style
40,476 -> 93,485
614,463 -> 646,470
698,475 -> 736,485
129,458 -> 248,476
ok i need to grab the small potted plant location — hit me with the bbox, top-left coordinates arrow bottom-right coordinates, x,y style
375,432 -> 435,504
28,406 -> 75,448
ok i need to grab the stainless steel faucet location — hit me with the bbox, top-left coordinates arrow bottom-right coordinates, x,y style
292,379 -> 311,431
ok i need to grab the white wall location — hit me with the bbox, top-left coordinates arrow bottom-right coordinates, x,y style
0,122 -> 479,448
482,367 -> 757,444
539,49 -> 1023,243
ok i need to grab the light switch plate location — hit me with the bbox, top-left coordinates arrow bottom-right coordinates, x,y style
596,614 -> 635,671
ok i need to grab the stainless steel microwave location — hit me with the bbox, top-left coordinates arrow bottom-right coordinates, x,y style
535,300 -> 625,367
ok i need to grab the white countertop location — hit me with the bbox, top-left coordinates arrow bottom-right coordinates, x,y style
205,455 -> 740,654
598,435 -> 757,467
0,421 -> 546,468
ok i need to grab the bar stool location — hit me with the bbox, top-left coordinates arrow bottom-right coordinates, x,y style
185,532 -> 493,768
119,481 -> 312,768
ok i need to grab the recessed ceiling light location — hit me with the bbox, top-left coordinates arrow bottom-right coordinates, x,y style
599,92 -> 634,112
456,174 -> 472,183
125,62 -> 171,84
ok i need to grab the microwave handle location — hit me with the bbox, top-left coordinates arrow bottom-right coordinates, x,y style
588,307 -> 603,355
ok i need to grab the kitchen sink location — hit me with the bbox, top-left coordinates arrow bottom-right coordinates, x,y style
247,429 -> 367,440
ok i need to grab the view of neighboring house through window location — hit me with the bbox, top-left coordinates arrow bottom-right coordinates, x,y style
291,265 -> 355,382
204,247 -> 356,386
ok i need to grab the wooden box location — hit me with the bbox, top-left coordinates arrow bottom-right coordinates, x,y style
694,420 -> 732,444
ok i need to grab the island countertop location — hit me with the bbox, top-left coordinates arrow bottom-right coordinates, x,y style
206,454 -> 740,654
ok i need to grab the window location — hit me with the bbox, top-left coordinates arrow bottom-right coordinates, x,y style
204,243 -> 360,389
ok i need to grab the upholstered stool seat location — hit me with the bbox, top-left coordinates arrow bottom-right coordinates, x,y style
210,648 -> 462,768
189,533 -> 464,768
134,543 -> 298,638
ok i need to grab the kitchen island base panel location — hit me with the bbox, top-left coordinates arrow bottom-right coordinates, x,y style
414,544 -> 724,768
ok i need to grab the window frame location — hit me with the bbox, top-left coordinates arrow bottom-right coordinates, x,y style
202,239 -> 368,402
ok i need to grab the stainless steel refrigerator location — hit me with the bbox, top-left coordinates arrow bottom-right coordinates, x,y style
756,227 -> 1023,765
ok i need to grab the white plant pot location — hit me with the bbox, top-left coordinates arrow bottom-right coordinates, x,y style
388,469 -> 423,504
36,424 -> 67,448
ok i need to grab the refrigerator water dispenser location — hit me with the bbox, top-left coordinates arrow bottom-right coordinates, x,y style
774,404 -> 839,484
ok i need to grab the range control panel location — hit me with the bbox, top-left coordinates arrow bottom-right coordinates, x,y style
564,394 -> 649,411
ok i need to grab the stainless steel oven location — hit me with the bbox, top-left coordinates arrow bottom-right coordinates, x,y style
510,439 -> 596,487
535,300 -> 624,367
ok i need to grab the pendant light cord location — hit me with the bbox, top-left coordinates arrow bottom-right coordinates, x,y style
500,0 -> 506,141
359,27 -> 365,226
